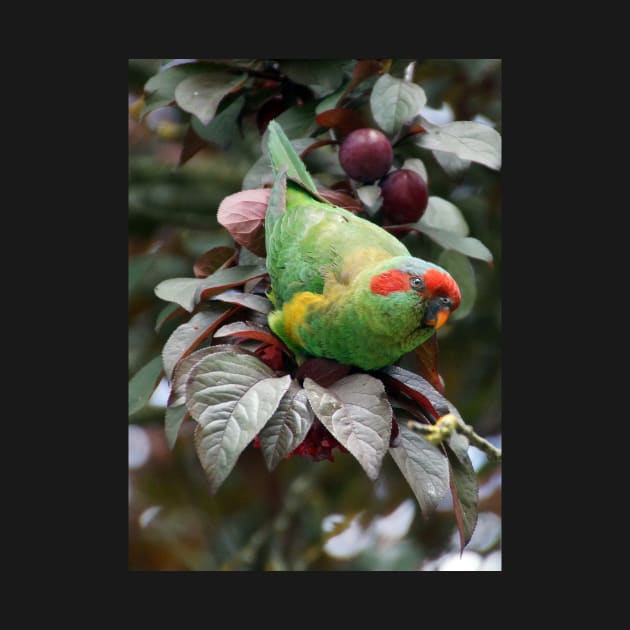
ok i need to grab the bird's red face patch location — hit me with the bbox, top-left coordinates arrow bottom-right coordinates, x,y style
369,269 -> 410,295
424,268 -> 461,309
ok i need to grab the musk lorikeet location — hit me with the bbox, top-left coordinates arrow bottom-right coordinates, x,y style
264,122 -> 461,371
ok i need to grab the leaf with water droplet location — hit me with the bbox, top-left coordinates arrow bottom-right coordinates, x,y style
175,72 -> 247,125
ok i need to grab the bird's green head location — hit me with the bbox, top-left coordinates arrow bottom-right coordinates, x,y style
354,256 -> 461,336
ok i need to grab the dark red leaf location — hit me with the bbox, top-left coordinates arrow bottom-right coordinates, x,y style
315,108 -> 367,136
255,344 -> 285,371
317,188 -> 363,213
350,59 -> 385,87
216,188 -> 271,256
196,266 -> 268,302
288,418 -> 348,462
413,334 -> 444,394
389,419 -> 400,447
408,123 -> 427,136
298,139 -> 336,159
389,393 -> 431,422
444,440 -> 479,553
329,180 -> 354,194
296,358 -> 352,388
178,125 -> 209,167
448,460 -> 468,553
213,321 -> 292,355
379,365 -> 450,421
193,246 -> 237,278
333,60 -> 384,108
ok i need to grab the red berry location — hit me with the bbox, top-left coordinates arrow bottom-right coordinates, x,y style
338,128 -> 393,183
380,169 -> 429,224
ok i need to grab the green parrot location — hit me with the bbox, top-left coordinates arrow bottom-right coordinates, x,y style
264,124 -> 461,371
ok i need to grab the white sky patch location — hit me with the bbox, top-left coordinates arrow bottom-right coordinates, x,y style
149,377 -> 170,407
139,506 -> 163,529
129,425 -> 151,469
419,102 -> 455,126
323,500 -> 416,559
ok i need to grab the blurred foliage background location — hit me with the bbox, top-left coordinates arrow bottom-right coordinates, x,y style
128,58 -> 501,571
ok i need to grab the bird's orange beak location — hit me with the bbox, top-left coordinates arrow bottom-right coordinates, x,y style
422,299 -> 454,329
434,309 -> 451,330
424,309 -> 451,329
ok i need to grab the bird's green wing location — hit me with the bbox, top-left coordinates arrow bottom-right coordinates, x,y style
266,181 -> 409,306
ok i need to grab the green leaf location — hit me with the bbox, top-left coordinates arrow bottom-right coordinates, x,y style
242,154 -> 275,190
141,63 -> 208,119
416,121 -> 501,171
174,71 -> 247,125
161,304 -> 236,380
186,351 -> 291,493
272,101 -> 317,139
129,356 -> 164,416
154,265 -> 268,312
389,421 -> 450,517
418,196 -> 469,236
370,73 -> 427,136
244,138 -> 314,191
155,303 -> 186,333
266,121 -> 318,195
445,433 -> 479,551
438,250 -> 476,320
154,277 -> 205,311
258,380 -> 314,470
165,404 -> 188,450
432,149 -> 471,178
280,60 -> 345,98
303,374 -> 392,480
190,95 -> 245,150
417,226 -> 493,263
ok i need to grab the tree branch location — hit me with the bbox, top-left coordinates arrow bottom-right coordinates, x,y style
407,413 -> 502,462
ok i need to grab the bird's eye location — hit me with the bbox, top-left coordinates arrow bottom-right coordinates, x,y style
410,276 -> 424,291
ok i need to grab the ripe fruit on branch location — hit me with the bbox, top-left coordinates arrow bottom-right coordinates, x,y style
338,128 -> 393,183
380,169 -> 429,224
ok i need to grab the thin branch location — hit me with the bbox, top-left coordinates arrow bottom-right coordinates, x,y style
407,413 -> 502,462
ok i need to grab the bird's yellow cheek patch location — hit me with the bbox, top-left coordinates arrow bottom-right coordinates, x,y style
282,292 -> 328,345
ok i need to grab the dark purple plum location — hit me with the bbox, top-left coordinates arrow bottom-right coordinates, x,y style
380,169 -> 429,224
338,128 -> 393,182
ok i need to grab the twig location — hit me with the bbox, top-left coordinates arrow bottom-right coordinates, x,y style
407,414 -> 502,462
